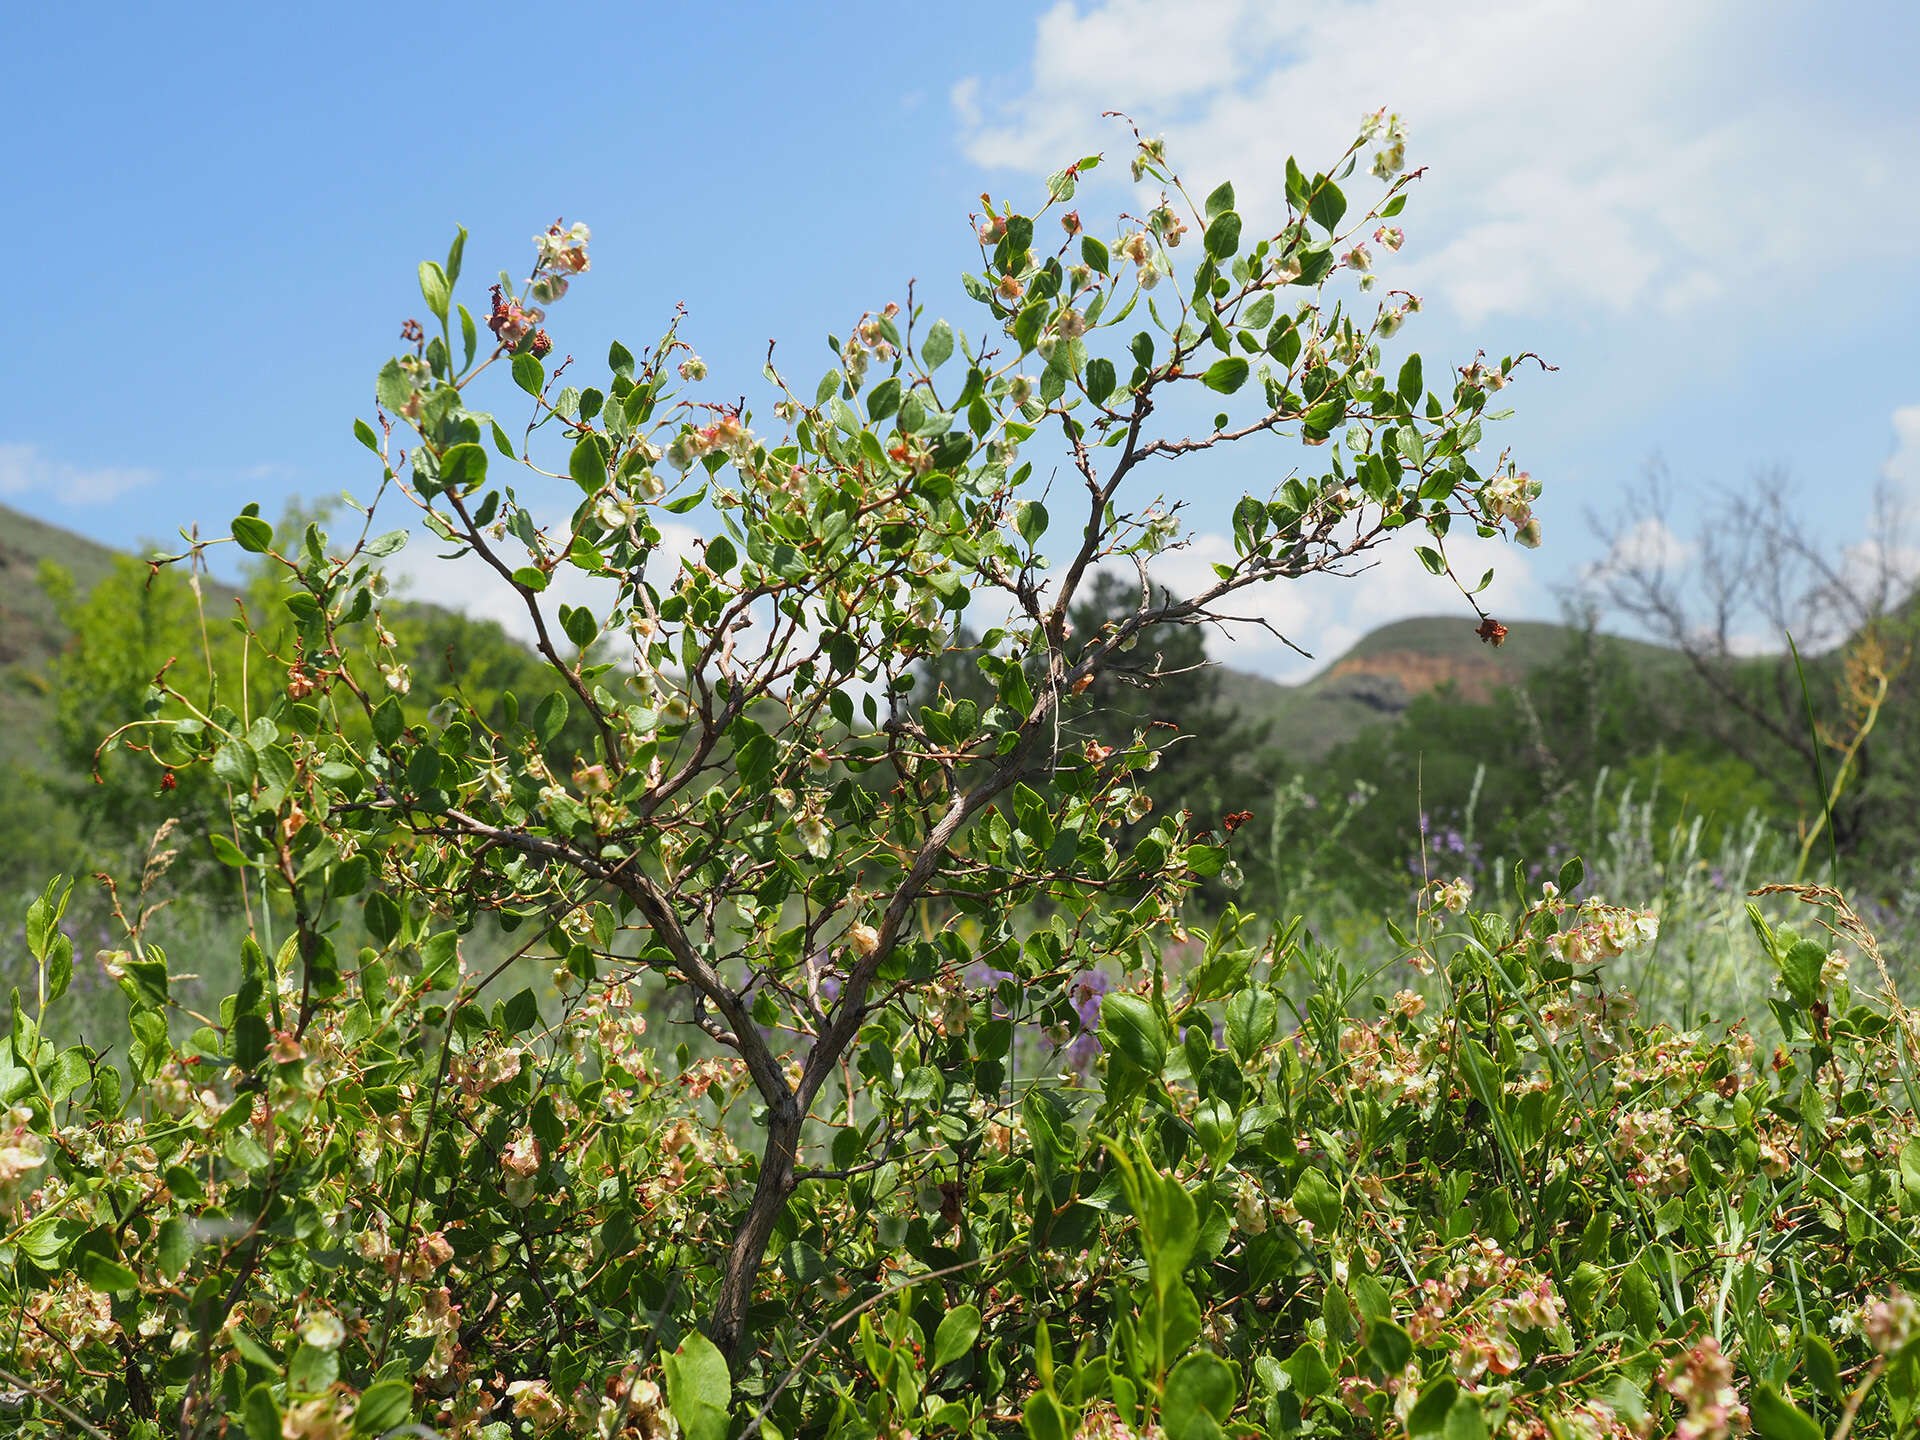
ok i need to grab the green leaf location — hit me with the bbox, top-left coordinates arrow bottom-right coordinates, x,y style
1416,546 -> 1446,576
662,1332 -> 731,1440
1203,210 -> 1242,260
923,319 -> 955,371
1017,501 -> 1049,547
76,1248 -> 138,1294
354,418 -> 382,453
209,833 -> 249,867
1014,303 -> 1047,353
1366,1318 -> 1412,1373
1201,357 -> 1249,394
1024,1391 -> 1071,1440
503,988 -> 540,1034
1408,1378 -> 1460,1435
1081,235 -> 1110,273
1749,1385 -> 1822,1440
535,691 -> 569,745
212,739 -> 257,785
290,1342 -> 340,1396
16,1212 -> 81,1266
441,442 -> 488,494
866,376 -> 901,423
365,528 -> 409,558
1290,1167 -> 1342,1232
1283,1340 -> 1333,1398
157,1214 -> 194,1279
1204,181 -> 1236,218
372,697 -> 403,746
375,358 -> 411,412
1099,993 -> 1167,1075
407,744 -> 442,795
1085,357 -> 1116,405
512,352 -> 545,396
231,515 -> 274,553
1225,984 -> 1277,1060
1803,1335 -> 1842,1400
1164,1352 -> 1237,1440
1442,1395 -> 1488,1440
1780,939 -> 1827,1007
569,435 -> 609,491
1397,354 -> 1423,405
1308,179 -> 1346,232
244,1383 -> 283,1440
931,1303 -> 982,1370
44,941 -> 73,1006
365,892 -> 402,945
1305,399 -> 1345,433
418,260 -> 450,321
352,1379 -> 413,1436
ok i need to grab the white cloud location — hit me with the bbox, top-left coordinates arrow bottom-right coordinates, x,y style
1884,404 -> 1920,496
0,442 -> 155,505
1142,524 -> 1539,681
1589,515 -> 1694,579
383,513 -> 703,649
956,0 -> 1920,324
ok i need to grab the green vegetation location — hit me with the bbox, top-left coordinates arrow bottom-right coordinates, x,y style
5,117 -> 1920,1440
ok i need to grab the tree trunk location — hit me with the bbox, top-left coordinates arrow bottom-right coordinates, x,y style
710,1103 -> 803,1367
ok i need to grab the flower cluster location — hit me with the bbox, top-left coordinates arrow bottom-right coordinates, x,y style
1662,1337 -> 1747,1440
1360,108 -> 1409,179
1547,898 -> 1661,965
1482,469 -> 1543,548
530,220 -> 590,303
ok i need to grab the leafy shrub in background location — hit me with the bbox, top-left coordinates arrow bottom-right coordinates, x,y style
5,114 -> 1918,1440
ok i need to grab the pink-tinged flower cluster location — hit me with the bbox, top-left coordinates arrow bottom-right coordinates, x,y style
1482,469 -> 1544,549
0,1106 -> 48,1212
1865,1288 -> 1918,1355
500,1131 -> 542,1208
529,220 -> 590,304
1337,1020 -> 1441,1109
1548,899 -> 1659,965
1662,1336 -> 1747,1440
1613,1107 -> 1689,1193
666,413 -> 756,471
486,283 -> 545,349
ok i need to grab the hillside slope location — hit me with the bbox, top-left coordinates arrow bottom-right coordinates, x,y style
0,504 -> 133,772
1212,617 -> 1686,762
0,503 -> 1684,777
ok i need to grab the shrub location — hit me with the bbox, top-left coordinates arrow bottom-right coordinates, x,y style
10,115 -> 1916,1440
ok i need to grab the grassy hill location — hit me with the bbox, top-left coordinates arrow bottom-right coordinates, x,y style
1212,616 -> 1688,762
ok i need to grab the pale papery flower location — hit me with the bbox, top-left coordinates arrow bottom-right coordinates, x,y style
1865,1289 -> 1918,1355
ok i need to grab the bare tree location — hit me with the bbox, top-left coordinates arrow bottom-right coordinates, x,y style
1584,459 -> 1918,850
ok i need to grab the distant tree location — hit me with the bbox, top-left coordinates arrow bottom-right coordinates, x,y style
1589,463 -> 1920,878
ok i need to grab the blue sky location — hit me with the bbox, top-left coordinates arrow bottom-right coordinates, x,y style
5,1 -> 1918,678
